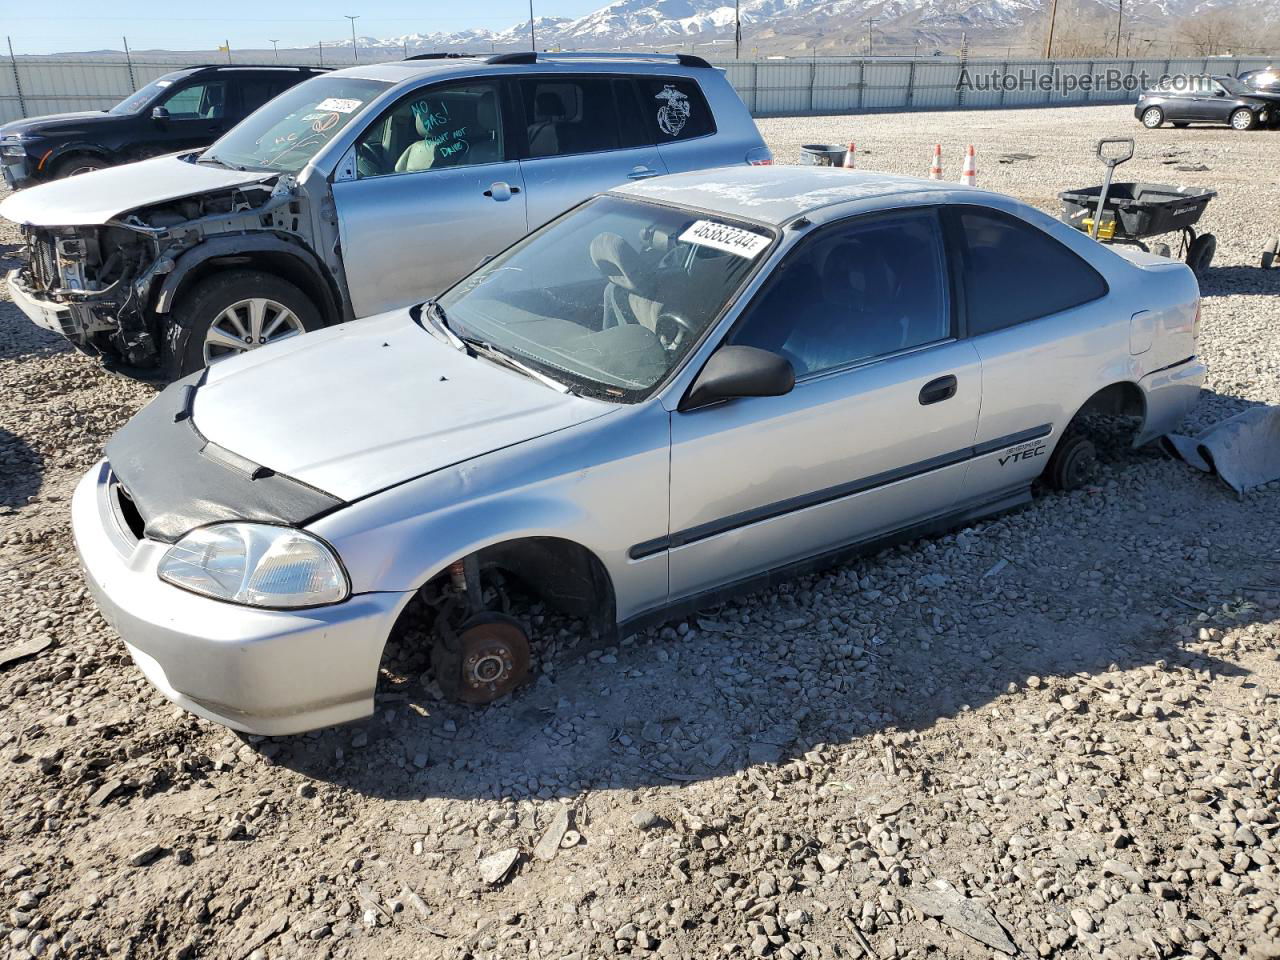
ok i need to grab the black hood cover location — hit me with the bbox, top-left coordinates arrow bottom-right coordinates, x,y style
105,372 -> 343,543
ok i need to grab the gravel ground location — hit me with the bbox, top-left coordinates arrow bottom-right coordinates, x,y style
1,102 -> 1279,960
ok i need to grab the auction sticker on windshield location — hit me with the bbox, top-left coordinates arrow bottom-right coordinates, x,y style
316,97 -> 363,114
679,220 -> 771,258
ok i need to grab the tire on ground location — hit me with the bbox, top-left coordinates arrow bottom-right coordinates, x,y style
161,269 -> 323,380
1141,107 -> 1164,128
1186,233 -> 1216,277
1043,432 -> 1098,491
1230,108 -> 1256,131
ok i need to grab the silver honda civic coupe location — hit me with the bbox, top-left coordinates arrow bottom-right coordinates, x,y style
73,166 -> 1205,734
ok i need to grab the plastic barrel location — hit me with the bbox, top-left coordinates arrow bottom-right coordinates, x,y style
800,144 -> 847,167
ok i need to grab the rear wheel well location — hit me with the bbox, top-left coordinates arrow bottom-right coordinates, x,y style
1071,382 -> 1146,435
164,251 -> 341,328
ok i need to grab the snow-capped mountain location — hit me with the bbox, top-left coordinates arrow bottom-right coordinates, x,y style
341,0 -> 1266,55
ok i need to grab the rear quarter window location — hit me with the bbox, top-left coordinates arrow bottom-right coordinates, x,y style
950,207 -> 1108,336
636,76 -> 715,142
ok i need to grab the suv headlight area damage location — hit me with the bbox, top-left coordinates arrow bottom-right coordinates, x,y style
8,172 -> 307,371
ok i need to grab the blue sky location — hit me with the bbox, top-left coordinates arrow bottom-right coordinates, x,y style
8,1 -> 605,55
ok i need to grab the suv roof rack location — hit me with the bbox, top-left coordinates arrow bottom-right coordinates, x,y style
485,51 -> 712,68
181,63 -> 327,71
403,52 -> 484,61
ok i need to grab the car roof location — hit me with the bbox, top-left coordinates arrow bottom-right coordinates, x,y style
611,166 -> 971,226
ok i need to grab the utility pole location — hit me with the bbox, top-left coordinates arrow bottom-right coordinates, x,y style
1114,0 -> 1123,58
734,0 -> 741,59
122,36 -> 136,89
865,17 -> 879,55
268,39 -> 279,61
529,0 -> 537,52
1042,0 -> 1059,58
224,39 -> 232,64
345,15 -> 359,63
317,40 -> 324,66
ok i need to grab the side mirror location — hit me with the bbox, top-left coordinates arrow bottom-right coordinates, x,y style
151,106 -> 170,122
679,345 -> 794,412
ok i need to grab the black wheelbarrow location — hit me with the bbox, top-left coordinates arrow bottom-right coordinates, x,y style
1059,138 -> 1218,277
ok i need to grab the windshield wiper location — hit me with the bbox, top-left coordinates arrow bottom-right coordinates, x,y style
195,154 -> 245,171
428,301 -> 572,394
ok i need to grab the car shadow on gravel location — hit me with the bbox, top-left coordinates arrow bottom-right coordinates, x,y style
0,427 -> 43,508
0,300 -> 72,363
266,455 -> 1266,803
1196,264 -> 1280,297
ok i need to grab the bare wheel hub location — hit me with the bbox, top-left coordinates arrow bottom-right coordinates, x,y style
434,615 -> 531,705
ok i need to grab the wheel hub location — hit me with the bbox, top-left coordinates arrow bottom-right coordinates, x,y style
466,647 -> 513,689
436,616 -> 531,704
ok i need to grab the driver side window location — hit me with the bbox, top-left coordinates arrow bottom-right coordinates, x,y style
730,211 -> 950,378
354,81 -> 505,178
162,81 -> 226,120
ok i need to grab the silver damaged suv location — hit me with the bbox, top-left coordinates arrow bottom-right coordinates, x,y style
1,52 -> 769,380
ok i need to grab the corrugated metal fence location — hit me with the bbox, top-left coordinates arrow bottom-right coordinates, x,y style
2,54 -> 1276,124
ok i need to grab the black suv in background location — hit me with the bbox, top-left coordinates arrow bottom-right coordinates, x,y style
0,65 -> 327,188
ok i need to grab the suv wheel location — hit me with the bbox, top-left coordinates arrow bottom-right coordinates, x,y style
1043,432 -> 1097,491
1230,108 -> 1256,131
1141,107 -> 1164,128
55,155 -> 107,178
163,270 -> 322,379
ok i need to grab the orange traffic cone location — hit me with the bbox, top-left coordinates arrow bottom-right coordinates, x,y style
929,143 -> 943,180
843,141 -> 856,169
960,145 -> 977,186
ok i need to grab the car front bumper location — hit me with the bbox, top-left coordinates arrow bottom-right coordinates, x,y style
6,269 -> 81,340
1,152 -> 33,188
73,460 -> 413,735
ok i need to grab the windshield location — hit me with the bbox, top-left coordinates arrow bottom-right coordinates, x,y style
1243,70 -> 1280,90
109,73 -> 189,115
202,76 -> 390,173
438,196 -> 775,401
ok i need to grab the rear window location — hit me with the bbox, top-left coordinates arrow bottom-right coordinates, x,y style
635,77 -> 715,142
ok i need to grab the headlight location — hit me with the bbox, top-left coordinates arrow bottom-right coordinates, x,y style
158,522 -> 348,608
1,141 -> 29,158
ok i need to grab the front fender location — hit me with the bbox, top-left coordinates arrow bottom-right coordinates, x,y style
152,233 -> 343,321
306,404 -> 673,623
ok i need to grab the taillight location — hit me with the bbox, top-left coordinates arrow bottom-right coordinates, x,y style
746,147 -> 773,166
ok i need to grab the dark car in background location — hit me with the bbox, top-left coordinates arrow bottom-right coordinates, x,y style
0,65 -> 328,188
1135,74 -> 1280,131
1239,67 -> 1280,92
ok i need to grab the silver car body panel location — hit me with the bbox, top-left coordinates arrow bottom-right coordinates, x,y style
77,168 -> 1205,734
193,310 -> 615,500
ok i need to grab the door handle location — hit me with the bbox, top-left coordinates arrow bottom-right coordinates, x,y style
919,375 -> 957,405
483,182 -> 521,200
627,166 -> 660,180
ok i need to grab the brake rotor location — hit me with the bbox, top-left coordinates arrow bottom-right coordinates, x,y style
434,614 -> 531,705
